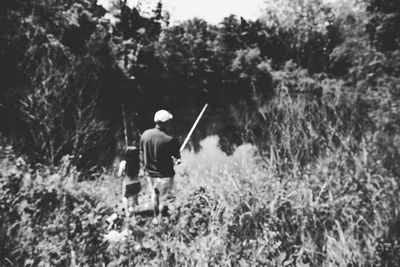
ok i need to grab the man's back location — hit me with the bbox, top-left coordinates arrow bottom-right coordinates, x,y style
140,127 -> 180,177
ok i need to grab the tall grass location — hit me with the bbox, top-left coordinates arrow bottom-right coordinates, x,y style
1,133 -> 400,266
174,135 -> 400,266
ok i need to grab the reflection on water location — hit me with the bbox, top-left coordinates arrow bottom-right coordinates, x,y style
179,135 -> 256,170
174,136 -> 259,202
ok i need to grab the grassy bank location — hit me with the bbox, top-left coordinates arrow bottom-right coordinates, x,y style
1,136 -> 400,266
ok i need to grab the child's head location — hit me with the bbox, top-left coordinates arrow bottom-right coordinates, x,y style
125,146 -> 140,178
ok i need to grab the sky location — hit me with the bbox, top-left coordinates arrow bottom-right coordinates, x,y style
97,0 -> 265,24
163,0 -> 264,24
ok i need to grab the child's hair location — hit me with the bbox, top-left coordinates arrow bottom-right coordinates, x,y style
124,146 -> 140,178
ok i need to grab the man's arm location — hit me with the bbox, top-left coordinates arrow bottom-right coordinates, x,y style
171,138 -> 180,159
170,137 -> 181,165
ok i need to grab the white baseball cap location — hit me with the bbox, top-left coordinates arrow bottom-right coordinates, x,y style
154,110 -> 173,122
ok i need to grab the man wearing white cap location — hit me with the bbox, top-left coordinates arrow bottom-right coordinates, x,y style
140,110 -> 180,219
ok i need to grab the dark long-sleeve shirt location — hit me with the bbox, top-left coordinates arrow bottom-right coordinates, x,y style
140,127 -> 180,178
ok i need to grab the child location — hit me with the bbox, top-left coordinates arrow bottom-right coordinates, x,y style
118,146 -> 141,220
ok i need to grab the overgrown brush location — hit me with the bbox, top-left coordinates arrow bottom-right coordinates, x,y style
2,131 -> 400,266
0,152 -> 113,266
176,137 -> 400,266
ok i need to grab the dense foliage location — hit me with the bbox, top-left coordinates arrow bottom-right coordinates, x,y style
0,0 -> 350,164
1,0 -> 400,265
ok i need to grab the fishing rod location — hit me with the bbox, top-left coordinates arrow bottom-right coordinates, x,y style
179,103 -> 208,153
121,104 -> 129,148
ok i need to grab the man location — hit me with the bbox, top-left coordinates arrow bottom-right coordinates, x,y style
140,110 -> 180,219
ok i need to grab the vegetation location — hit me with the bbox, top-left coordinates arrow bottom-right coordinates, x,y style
1,0 -> 400,265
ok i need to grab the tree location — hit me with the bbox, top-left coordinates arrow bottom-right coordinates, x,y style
0,0 -> 120,166
365,0 -> 400,51
260,0 -> 344,73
